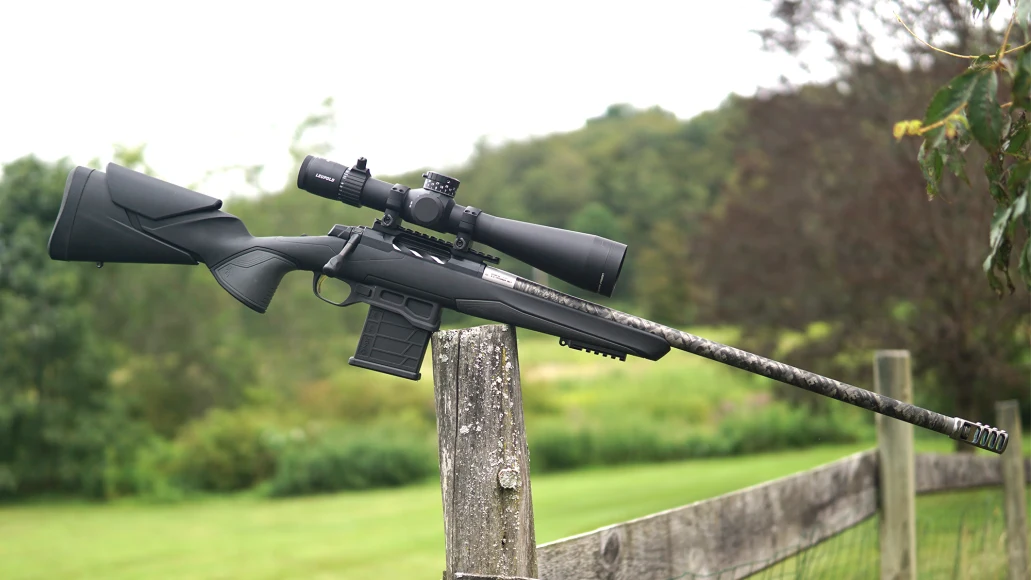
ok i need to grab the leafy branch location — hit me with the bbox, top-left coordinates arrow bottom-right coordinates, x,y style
894,0 -> 1031,295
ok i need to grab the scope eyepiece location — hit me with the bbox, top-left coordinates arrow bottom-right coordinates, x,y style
297,155 -> 368,207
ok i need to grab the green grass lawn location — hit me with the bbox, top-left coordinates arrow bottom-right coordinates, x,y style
0,443 -> 873,580
2,436 -> 1015,580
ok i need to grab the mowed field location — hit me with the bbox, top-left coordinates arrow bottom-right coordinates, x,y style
2,436 -> 1017,580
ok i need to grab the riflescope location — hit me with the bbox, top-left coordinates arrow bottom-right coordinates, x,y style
297,155 -> 626,297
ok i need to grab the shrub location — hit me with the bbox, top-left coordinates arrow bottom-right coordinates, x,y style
527,402 -> 872,474
716,403 -> 871,455
265,423 -> 436,497
526,419 -> 595,472
527,417 -> 693,471
113,398 -> 873,498
167,408 -> 281,493
129,437 -> 186,502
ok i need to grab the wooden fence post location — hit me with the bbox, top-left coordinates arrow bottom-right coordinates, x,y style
874,350 -> 917,580
431,324 -> 539,580
996,399 -> 1029,580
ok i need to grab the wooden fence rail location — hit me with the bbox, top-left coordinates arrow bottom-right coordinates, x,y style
538,450 -> 879,580
431,325 -> 1029,580
536,452 -> 1031,580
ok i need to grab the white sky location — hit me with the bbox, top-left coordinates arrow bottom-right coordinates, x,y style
0,0 -> 832,197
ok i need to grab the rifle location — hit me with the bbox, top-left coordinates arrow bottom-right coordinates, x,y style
47,155 -> 1008,454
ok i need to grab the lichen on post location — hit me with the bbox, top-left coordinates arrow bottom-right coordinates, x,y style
432,324 -> 538,580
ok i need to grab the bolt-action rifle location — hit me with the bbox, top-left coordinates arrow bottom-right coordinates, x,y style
46,155 -> 1008,453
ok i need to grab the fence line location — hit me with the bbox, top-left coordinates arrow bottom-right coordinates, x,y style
535,452 -> 1029,580
429,326 -> 1027,580
537,450 -> 878,580
914,453 -> 1020,492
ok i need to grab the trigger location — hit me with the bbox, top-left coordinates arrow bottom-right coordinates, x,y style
313,273 -> 354,307
312,273 -> 367,307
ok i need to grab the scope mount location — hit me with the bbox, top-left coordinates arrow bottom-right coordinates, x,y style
317,158 -> 499,279
341,157 -> 494,265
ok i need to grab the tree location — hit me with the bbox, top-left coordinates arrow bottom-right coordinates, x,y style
452,103 -> 739,305
760,0 -> 1031,293
0,101 -> 745,498
0,156 -> 142,496
634,217 -> 697,325
692,57 -> 1028,449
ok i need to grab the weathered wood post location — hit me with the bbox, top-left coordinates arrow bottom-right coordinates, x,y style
996,399 -> 1029,580
431,324 -> 539,580
874,350 -> 917,580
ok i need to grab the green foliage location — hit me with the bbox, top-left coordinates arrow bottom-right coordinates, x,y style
972,0 -> 1003,18
166,408 -> 283,493
968,69 -> 1003,150
566,202 -> 624,241
633,219 -> 696,324
91,323 -> 872,497
290,366 -> 436,428
265,423 -> 436,497
127,436 -> 186,502
0,155 -> 147,499
899,5 -> 1031,293
447,103 -> 739,306
527,402 -> 871,473
712,4 -> 1030,438
714,403 -> 871,455
920,69 -> 978,149
1014,52 -> 1031,108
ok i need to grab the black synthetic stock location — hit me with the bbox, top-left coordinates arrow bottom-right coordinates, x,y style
48,164 -> 345,313
48,167 -> 198,264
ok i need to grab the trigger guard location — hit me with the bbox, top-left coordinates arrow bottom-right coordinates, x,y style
312,273 -> 358,307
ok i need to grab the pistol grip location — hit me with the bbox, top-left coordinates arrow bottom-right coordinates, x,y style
211,249 -> 296,313
348,288 -> 441,380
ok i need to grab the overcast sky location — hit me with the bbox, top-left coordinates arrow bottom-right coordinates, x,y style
0,0 -> 833,196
